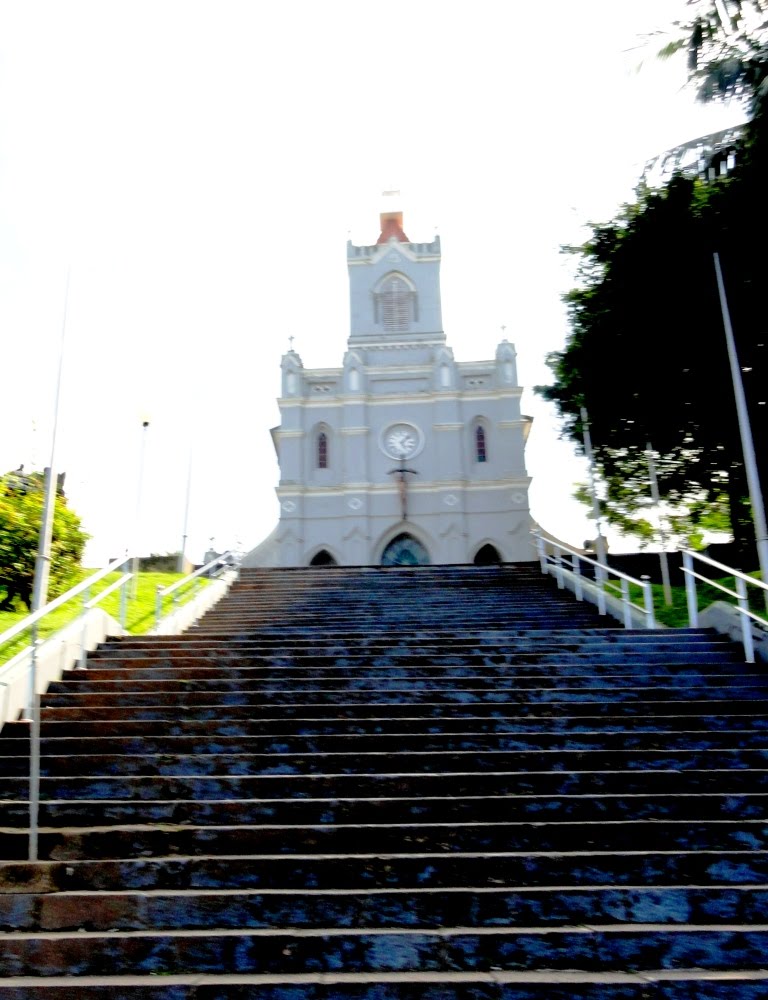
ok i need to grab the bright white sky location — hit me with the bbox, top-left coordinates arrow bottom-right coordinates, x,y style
0,1 -> 745,565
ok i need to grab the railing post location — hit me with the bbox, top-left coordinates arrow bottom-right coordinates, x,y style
620,578 -> 632,628
682,551 -> 698,627
641,577 -> 656,630
119,577 -> 128,630
573,556 -> 583,602
554,549 -> 564,589
595,562 -> 607,616
28,622 -> 40,862
78,617 -> 88,670
535,535 -> 547,574
155,585 -> 163,630
735,576 -> 755,663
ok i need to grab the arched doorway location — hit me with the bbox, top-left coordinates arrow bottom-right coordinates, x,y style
473,543 -> 502,566
309,549 -> 337,566
381,533 -> 430,566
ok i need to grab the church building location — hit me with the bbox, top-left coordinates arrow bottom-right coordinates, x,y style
248,207 -> 533,567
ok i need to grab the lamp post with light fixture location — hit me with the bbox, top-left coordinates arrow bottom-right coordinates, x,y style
131,418 -> 150,596
713,253 -> 768,603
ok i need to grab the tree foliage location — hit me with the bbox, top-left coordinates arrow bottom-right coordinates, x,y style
0,471 -> 89,611
538,101 -> 768,559
671,0 -> 768,108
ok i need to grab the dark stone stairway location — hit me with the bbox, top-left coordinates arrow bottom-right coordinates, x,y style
0,563 -> 767,998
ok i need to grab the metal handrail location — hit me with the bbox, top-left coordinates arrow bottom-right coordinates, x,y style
0,553 -> 132,654
532,532 -> 656,629
154,551 -> 238,630
0,553 -> 133,865
681,549 -> 768,663
77,573 -> 132,669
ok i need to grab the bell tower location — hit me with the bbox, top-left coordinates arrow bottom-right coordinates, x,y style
347,194 -> 444,350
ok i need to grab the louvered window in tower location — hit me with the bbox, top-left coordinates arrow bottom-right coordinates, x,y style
379,276 -> 413,332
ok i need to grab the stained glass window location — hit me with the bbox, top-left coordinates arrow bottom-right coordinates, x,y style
476,425 -> 487,463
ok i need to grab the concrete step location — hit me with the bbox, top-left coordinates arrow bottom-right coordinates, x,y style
5,728 -> 768,758
2,925 -> 768,977
2,817 -> 767,862
0,973 -> 767,999
36,688 -> 768,710
5,848 -> 767,893
2,885 -> 768,932
0,791 -> 766,829
6,713 -> 768,738
33,697 -> 768,721
45,673 -> 761,698
3,766 -> 767,802
4,746 -> 768,778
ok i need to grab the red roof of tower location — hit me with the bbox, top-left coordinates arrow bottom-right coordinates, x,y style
376,211 -> 410,244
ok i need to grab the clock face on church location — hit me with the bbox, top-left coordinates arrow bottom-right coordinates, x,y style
380,422 -> 424,461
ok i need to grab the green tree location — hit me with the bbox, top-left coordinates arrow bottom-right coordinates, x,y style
667,0 -> 768,108
539,2 -> 768,560
538,125 -> 767,560
0,471 -> 89,611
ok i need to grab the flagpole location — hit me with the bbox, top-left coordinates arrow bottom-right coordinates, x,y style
713,253 -> 768,597
580,407 -> 608,616
28,266 -> 70,862
31,268 -> 70,613
646,442 -> 673,606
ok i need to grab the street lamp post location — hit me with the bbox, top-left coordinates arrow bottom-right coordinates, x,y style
178,445 -> 193,574
131,419 -> 150,597
27,268 -> 69,861
646,442 -> 673,606
713,253 -> 768,602
580,407 -> 608,615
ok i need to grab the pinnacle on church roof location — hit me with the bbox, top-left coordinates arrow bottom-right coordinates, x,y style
377,211 -> 410,244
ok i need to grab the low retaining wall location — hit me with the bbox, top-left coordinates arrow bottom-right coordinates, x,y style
151,571 -> 237,635
0,608 -> 124,730
547,566 -> 659,629
699,600 -> 768,663
0,571 -> 237,729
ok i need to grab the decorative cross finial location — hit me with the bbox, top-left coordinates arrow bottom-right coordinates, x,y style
288,335 -> 295,351
501,324 -> 507,336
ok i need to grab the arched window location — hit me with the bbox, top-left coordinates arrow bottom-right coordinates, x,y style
474,543 -> 501,565
475,425 -> 487,463
310,549 -> 337,566
317,431 -> 328,469
381,533 -> 430,566
373,273 -> 417,332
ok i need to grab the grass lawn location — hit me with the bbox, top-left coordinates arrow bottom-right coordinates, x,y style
0,570 -> 212,668
623,572 -> 766,628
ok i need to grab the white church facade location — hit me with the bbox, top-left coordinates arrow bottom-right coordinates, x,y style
245,208 -> 533,567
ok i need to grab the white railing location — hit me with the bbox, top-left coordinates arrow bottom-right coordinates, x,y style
154,551 -> 238,630
532,533 -> 656,629
0,554 -> 134,708
0,551 -> 238,863
681,549 -> 768,663
0,554 -> 134,863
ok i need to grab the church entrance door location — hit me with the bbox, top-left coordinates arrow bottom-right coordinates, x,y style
381,533 -> 430,566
